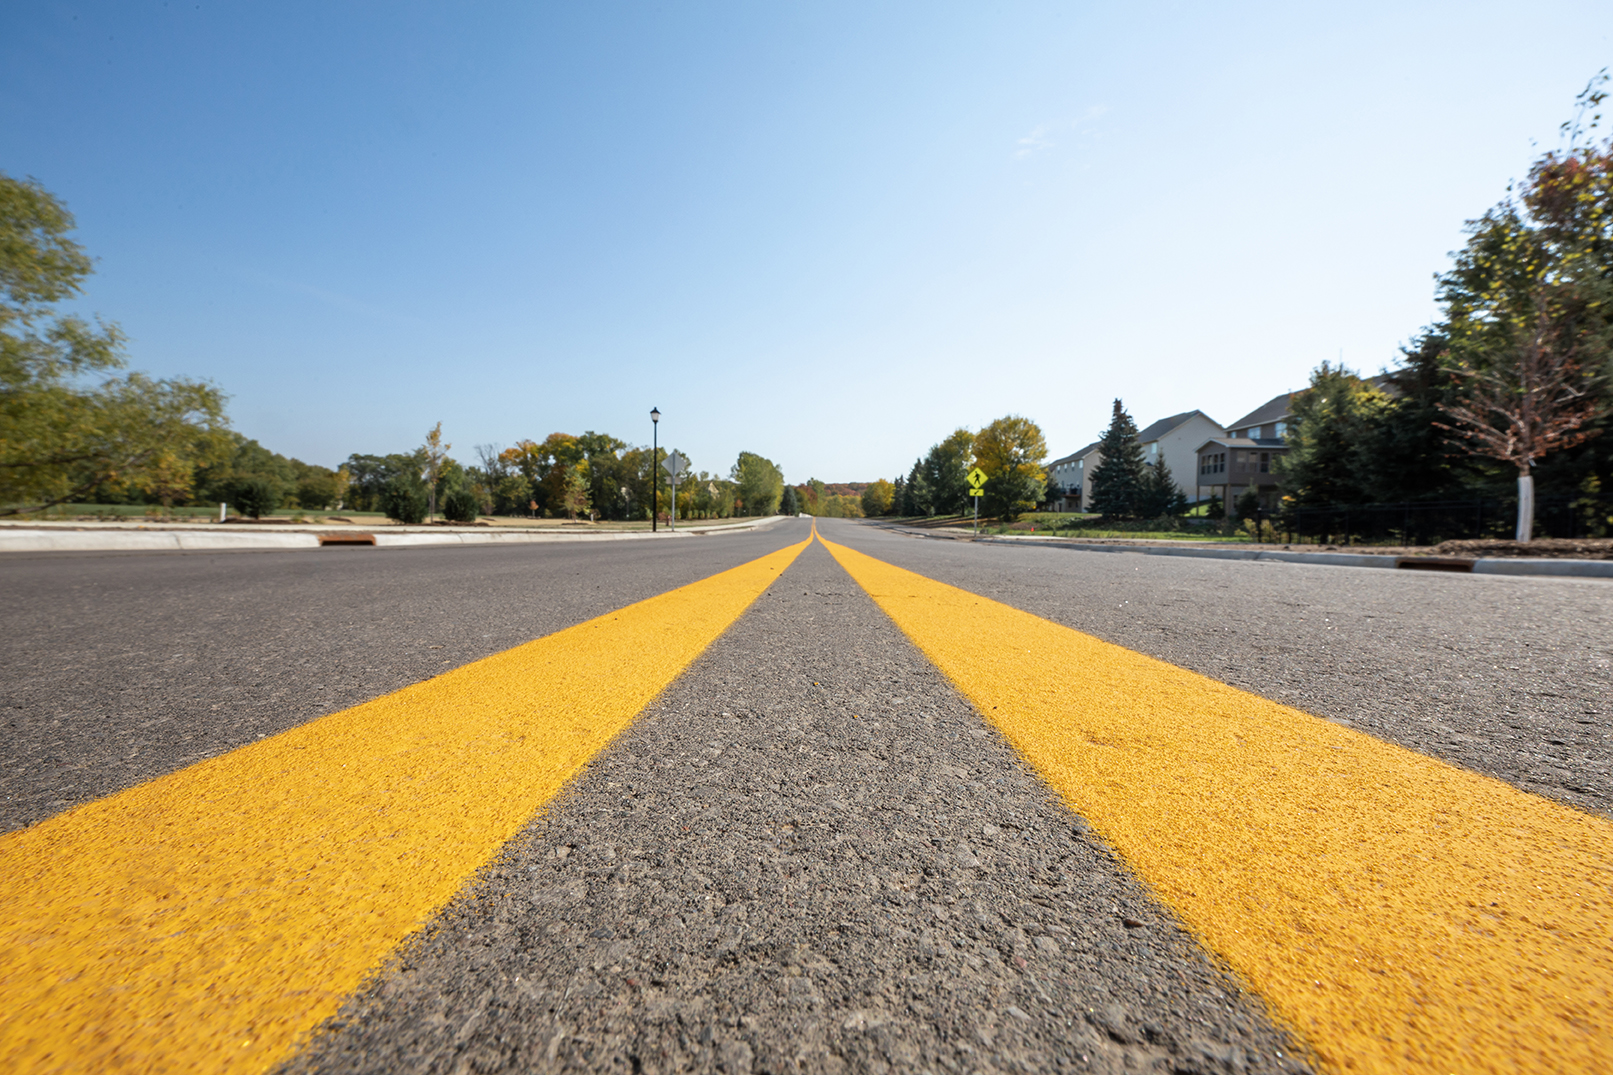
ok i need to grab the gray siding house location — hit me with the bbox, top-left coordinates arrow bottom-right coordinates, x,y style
1047,442 -> 1100,512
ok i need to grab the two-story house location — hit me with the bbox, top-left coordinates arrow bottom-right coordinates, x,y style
1047,442 -> 1100,512
1050,410 -> 1223,511
1194,393 -> 1293,511
1136,410 -> 1224,505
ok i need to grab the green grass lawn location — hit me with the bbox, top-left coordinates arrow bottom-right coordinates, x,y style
14,503 -> 397,522
989,524 -> 1247,541
17,502 -> 223,519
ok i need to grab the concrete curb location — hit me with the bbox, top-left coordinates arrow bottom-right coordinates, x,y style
0,514 -> 788,554
960,534 -> 1612,579
0,530 -> 323,553
1472,558 -> 1613,578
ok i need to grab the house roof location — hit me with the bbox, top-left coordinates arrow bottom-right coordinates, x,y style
1135,409 -> 1220,444
1049,441 -> 1101,466
1225,393 -> 1293,431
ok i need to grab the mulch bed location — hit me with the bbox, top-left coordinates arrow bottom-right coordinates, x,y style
1428,538 -> 1613,560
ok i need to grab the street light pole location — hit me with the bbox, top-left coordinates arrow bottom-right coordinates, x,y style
650,407 -> 660,533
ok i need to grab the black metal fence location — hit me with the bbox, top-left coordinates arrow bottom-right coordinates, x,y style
1281,496 -> 1603,546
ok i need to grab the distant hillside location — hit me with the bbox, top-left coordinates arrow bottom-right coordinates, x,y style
822,482 -> 869,496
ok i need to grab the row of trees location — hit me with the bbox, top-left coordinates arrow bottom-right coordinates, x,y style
329,433 -> 788,526
1279,78 -> 1613,540
848,416 -> 1050,522
197,430 -> 788,526
783,479 -> 867,518
0,168 -> 795,523
441,438 -> 784,523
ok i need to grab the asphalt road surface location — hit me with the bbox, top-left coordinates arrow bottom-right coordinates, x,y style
0,525 -> 801,833
832,520 -> 1612,820
2,516 -> 1609,1074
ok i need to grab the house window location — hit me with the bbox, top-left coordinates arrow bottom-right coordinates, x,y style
1260,452 -> 1270,473
1274,421 -> 1286,438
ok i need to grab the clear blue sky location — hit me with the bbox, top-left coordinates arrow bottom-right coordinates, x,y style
4,2 -> 1610,483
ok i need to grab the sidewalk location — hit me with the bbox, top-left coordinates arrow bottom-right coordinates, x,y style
0,514 -> 789,554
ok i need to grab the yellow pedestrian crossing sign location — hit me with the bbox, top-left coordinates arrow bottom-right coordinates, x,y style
967,467 -> 987,496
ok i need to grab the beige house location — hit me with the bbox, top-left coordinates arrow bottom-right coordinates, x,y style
1136,410 -> 1224,505
1049,410 -> 1223,510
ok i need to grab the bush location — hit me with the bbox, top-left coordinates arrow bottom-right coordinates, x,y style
233,479 -> 280,519
442,486 -> 479,523
381,476 -> 427,524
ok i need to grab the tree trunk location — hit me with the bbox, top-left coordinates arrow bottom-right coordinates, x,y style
1515,471 -> 1534,542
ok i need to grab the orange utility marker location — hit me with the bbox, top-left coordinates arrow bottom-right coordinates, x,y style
0,537 -> 808,1074
821,532 -> 1613,1075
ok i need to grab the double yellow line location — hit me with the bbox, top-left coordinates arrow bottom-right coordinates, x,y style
3,524 -> 1609,1074
818,533 -> 1613,1075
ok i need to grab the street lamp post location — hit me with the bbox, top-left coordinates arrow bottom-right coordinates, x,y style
650,407 -> 660,533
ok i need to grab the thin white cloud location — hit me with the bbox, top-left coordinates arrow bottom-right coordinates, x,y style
1015,123 -> 1056,158
1072,104 -> 1108,128
1015,106 -> 1108,159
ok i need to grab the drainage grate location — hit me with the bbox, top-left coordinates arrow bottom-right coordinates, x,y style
318,533 -> 376,546
1394,556 -> 1473,572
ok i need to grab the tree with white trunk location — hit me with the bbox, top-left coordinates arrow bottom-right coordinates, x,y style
1433,75 -> 1612,541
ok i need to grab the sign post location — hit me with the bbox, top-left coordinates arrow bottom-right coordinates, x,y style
967,467 -> 987,535
661,450 -> 687,531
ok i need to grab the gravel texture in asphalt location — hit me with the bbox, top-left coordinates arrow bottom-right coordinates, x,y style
280,540 -> 1308,1075
0,528 -> 801,833
11,516 -> 1606,1073
825,520 -> 1613,818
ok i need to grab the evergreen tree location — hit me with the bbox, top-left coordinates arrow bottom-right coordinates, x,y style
1137,454 -> 1189,517
1089,400 -> 1146,517
779,484 -> 799,515
1276,363 -> 1390,508
1363,331 -> 1488,502
922,429 -> 974,515
890,476 -> 906,516
904,458 -> 931,516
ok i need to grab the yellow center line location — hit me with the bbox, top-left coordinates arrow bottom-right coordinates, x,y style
820,533 -> 1613,1075
0,537 -> 808,1075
